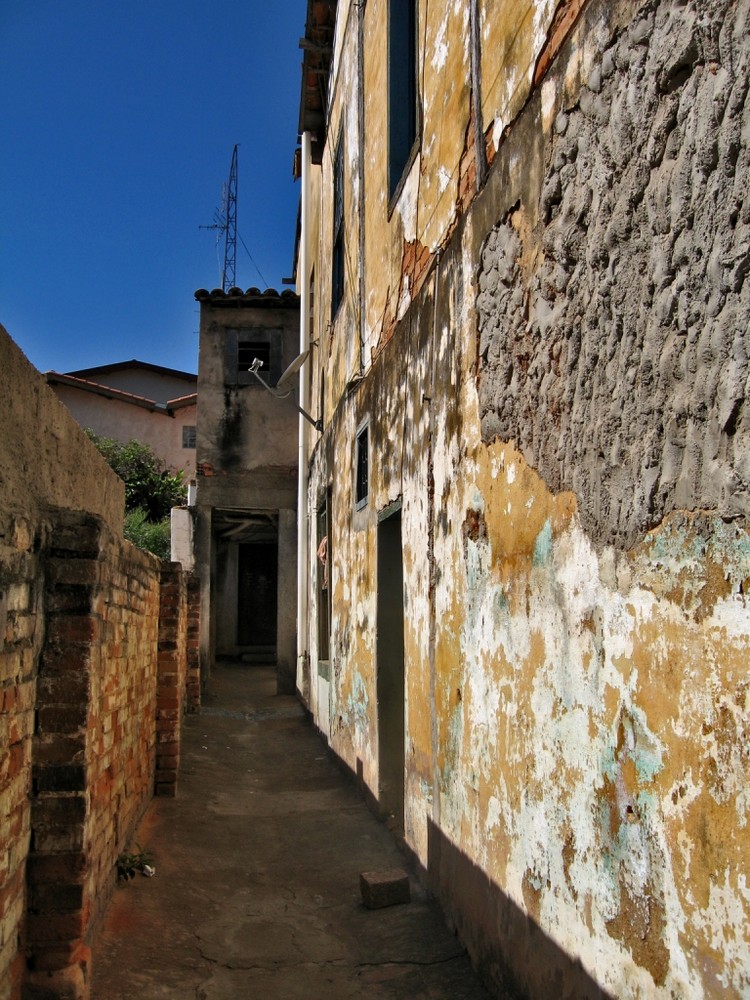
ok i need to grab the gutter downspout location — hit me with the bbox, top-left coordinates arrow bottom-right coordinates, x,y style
296,130 -> 313,697
357,0 -> 366,372
469,0 -> 488,191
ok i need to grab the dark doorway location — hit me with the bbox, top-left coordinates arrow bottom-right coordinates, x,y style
377,506 -> 405,833
237,542 -> 277,648
317,499 -> 331,667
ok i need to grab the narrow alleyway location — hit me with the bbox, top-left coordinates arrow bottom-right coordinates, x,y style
91,662 -> 495,999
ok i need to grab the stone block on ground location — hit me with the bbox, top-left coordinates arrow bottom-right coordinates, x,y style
360,868 -> 411,909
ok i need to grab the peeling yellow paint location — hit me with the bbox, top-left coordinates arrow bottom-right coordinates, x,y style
301,0 -> 750,995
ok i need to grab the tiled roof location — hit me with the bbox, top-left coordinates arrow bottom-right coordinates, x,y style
298,0 -> 337,163
65,359 -> 196,382
45,371 -> 197,415
194,287 -> 300,307
168,392 -> 199,410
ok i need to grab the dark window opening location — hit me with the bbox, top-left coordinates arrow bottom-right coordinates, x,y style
182,425 -> 196,448
388,0 -> 418,199
238,341 -> 270,377
355,425 -> 369,510
227,328 -> 282,387
332,133 -> 345,318
319,367 -> 326,434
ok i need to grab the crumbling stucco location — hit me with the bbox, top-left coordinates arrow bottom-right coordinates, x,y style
477,0 -> 750,547
299,0 -> 750,995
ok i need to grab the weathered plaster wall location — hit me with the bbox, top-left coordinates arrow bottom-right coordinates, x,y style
69,368 -> 194,404
307,405 -> 378,790
196,300 -> 299,479
0,328 -> 124,535
301,0 -> 750,996
315,2 -> 362,406
194,293 -> 299,691
51,385 -> 197,480
330,0 -> 576,367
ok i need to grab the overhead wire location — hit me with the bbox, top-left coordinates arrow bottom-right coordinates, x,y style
237,230 -> 269,289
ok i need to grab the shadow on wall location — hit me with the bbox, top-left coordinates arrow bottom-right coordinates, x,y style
427,819 -> 615,1000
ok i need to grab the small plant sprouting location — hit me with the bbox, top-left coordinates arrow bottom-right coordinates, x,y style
116,843 -> 155,881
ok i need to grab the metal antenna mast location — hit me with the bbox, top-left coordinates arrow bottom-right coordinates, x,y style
200,145 -> 239,291
223,145 -> 238,290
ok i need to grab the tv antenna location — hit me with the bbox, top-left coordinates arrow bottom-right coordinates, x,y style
200,144 -> 238,291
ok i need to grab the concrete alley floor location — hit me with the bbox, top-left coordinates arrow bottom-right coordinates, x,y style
91,661 -> 495,999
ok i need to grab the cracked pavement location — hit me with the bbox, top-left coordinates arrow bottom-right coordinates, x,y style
90,662 -> 494,999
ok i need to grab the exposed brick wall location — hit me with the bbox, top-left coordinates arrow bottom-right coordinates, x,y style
155,565 -> 187,797
0,509 -> 198,1000
185,574 -> 201,713
0,324 -> 200,1000
15,511 -> 200,1000
23,511 -> 163,999
27,513 -> 101,1000
0,513 -> 40,1000
84,527 -> 163,943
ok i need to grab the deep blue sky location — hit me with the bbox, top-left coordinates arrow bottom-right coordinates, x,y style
0,2 -> 305,376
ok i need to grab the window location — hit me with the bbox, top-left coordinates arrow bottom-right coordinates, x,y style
182,425 -> 196,449
238,341 -> 270,377
225,328 -> 282,386
355,423 -> 369,510
388,0 -> 419,199
331,132 -> 345,318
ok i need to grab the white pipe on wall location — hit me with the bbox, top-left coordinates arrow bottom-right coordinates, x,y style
296,130 -> 313,696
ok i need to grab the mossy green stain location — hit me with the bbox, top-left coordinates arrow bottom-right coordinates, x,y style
533,519 -> 553,567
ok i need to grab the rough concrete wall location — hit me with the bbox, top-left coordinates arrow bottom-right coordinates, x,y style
418,0 -> 471,249
477,0 -> 750,548
303,447 -> 329,730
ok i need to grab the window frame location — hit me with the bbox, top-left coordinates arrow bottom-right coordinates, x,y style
387,0 -> 420,207
224,328 -> 283,387
331,130 -> 345,319
354,421 -> 369,511
316,500 -> 331,670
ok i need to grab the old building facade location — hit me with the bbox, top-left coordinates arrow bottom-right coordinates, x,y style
46,360 -> 198,481
294,0 -> 750,996
193,288 -> 300,694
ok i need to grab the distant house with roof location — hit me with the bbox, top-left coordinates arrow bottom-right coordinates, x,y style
45,359 -> 198,480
